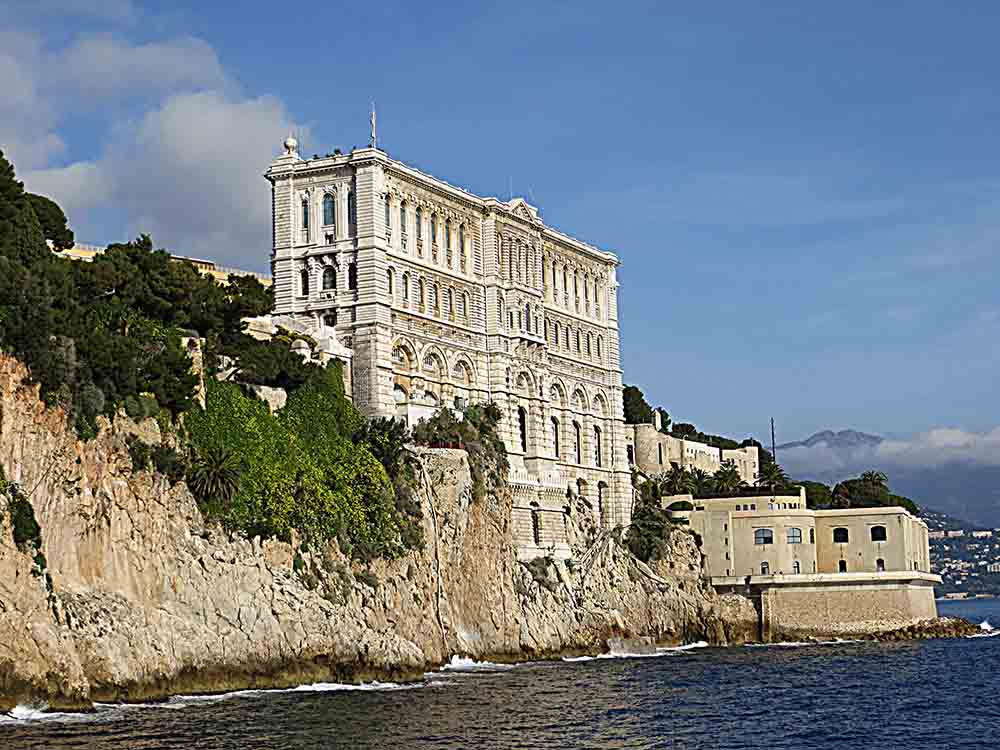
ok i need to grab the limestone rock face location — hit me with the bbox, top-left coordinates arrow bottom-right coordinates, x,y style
0,354 -> 752,709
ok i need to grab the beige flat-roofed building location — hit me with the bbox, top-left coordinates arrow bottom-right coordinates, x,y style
628,422 -> 759,484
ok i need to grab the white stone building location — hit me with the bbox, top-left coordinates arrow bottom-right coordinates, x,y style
266,138 -> 632,558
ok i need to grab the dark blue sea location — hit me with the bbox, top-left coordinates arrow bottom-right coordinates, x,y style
3,598 -> 997,749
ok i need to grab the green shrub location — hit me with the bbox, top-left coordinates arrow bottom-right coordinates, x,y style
412,403 -> 508,502
126,435 -> 152,472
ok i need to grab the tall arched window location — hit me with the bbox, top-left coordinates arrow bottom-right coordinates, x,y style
497,296 -> 504,328
323,193 -> 335,226
445,287 -> 453,317
593,425 -> 602,467
518,407 -> 528,453
586,333 -> 592,355
833,528 -> 850,544
787,527 -> 802,544
402,273 -> 410,301
387,268 -> 394,295
300,268 -> 310,296
573,421 -> 582,464
301,198 -> 310,231
575,329 -> 581,352
876,558 -> 885,572
431,214 -> 437,244
760,562 -> 770,575
792,560 -> 801,574
597,336 -> 603,358
418,278 -> 425,307
445,219 -> 452,250
525,303 -> 531,331
458,292 -> 466,319
870,525 -> 887,542
415,207 -> 423,241
551,417 -> 560,458
322,266 -> 336,290
384,194 -> 391,229
838,560 -> 848,573
400,201 -> 407,236
348,262 -> 357,290
347,191 -> 356,226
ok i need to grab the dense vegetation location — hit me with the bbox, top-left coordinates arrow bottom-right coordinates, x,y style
803,471 -> 919,514
411,404 -> 509,502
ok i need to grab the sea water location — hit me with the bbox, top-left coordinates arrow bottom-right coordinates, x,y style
2,598 -> 997,749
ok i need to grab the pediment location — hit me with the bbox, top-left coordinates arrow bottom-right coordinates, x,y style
507,197 -> 539,222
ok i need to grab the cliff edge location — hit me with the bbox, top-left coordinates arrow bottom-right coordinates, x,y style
0,354 -> 754,709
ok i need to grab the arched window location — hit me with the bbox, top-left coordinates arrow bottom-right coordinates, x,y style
838,559 -> 848,573
444,287 -> 453,317
323,313 -> 336,328
586,333 -> 592,355
415,207 -> 423,241
627,445 -> 634,464
400,201 -> 407,236
458,292 -> 466,319
787,527 -> 802,544
573,421 -> 582,464
445,219 -> 452,250
347,191 -> 356,226
575,329 -> 581,352
870,525 -> 887,542
301,197 -> 310,230
754,529 -> 774,546
418,278 -> 425,307
564,326 -> 570,348
809,528 -> 815,544
531,507 -> 541,546
387,268 -> 394,295
551,417 -> 560,458
459,223 -> 465,250
876,558 -> 885,572
833,527 -> 850,544
402,273 -> 410,301
431,213 -> 437,244
384,194 -> 391,229
792,560 -> 801,574
323,193 -> 335,226
322,266 -> 336,290
348,262 -> 358,290
597,336 -> 603,358
760,562 -> 770,575
525,303 -> 531,330
300,268 -> 310,296
518,407 -> 528,453
497,296 -> 504,328
593,425 -> 602,467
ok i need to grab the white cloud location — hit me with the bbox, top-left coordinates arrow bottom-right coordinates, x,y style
9,0 -> 138,24
22,161 -> 111,214
781,427 -> 1000,481
0,30 -> 64,170
58,34 -> 229,99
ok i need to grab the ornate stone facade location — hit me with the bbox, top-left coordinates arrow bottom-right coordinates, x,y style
266,142 -> 632,557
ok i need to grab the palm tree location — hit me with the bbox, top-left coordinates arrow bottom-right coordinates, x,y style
713,460 -> 746,494
662,465 -> 695,496
860,470 -> 888,488
690,468 -> 715,497
188,445 -> 241,511
756,461 -> 789,492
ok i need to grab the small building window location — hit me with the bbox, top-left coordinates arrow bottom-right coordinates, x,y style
322,266 -> 336,290
593,425 -> 602,467
302,198 -> 310,230
838,559 -> 848,573
300,268 -> 310,296
347,191 -> 356,226
415,207 -> 423,241
792,560 -> 801,574
551,416 -> 560,458
400,201 -> 407,235
626,444 -> 634,465
348,262 -> 358,290
323,313 -> 336,328
657,443 -> 663,465
431,214 -> 437,244
809,528 -> 815,544
876,558 -> 885,572
387,269 -> 394,295
573,421 -> 582,465
870,525 -> 887,542
754,528 -> 774,546
787,527 -> 802,544
384,194 -> 391,228
760,562 -> 770,575
833,527 -> 850,544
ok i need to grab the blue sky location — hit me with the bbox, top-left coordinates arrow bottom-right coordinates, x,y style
3,0 -> 999,454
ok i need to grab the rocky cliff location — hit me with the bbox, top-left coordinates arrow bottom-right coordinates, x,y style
0,354 -> 755,710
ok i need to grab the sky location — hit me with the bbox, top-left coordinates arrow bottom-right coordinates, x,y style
3,0 -> 999,461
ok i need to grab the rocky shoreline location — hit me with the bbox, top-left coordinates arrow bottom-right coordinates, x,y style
0,355 -> 977,711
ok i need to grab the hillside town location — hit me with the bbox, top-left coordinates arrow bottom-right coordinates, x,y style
923,510 -> 1000,597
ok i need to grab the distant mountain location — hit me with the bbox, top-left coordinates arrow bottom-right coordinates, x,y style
777,429 -> 1000,528
778,429 -> 883,452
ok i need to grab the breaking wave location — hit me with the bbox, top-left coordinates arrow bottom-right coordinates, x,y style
745,639 -> 864,648
966,620 -> 1000,639
561,641 -> 709,662
436,656 -> 516,672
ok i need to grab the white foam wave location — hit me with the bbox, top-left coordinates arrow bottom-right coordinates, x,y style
0,703 -> 106,724
437,655 -> 515,672
561,655 -> 595,662
746,638 -> 864,648
980,620 -> 993,631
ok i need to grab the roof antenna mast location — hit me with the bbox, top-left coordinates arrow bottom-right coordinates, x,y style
369,100 -> 377,150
